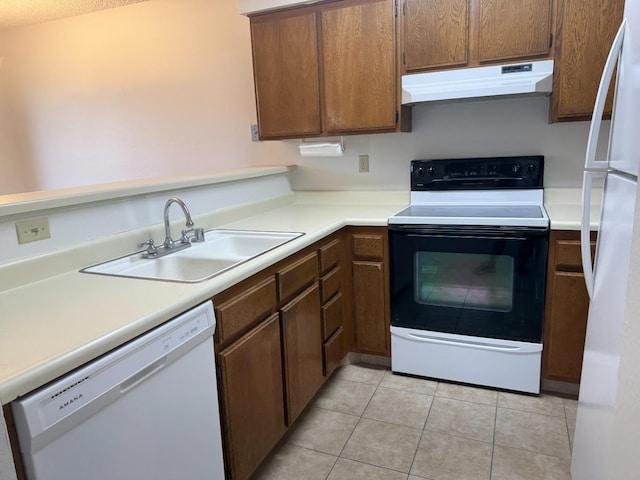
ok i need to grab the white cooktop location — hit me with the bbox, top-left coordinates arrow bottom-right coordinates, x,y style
389,189 -> 549,228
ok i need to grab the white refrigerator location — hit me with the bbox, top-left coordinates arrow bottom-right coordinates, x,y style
572,2 -> 640,479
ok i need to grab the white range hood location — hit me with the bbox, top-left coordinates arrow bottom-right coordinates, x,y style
402,60 -> 554,104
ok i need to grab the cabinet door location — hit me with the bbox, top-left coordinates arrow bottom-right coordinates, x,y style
218,314 -> 286,480
322,0 -> 397,133
542,271 -> 589,383
550,0 -> 624,121
353,260 -> 390,355
251,12 -> 322,139
478,0 -> 552,63
403,0 -> 469,73
281,283 -> 324,425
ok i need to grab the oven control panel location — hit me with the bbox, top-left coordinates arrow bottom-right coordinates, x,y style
411,156 -> 543,190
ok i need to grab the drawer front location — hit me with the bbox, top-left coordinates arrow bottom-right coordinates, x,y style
323,327 -> 345,377
555,239 -> 596,270
352,233 -> 384,260
318,238 -> 341,275
320,265 -> 341,304
277,252 -> 318,304
322,292 -> 343,341
215,276 -> 277,344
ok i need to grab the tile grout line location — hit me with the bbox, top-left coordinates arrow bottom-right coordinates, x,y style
490,394 -> 498,480
407,381 -> 439,477
330,370 -> 383,472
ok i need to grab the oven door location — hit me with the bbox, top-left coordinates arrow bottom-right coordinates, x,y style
389,225 -> 549,343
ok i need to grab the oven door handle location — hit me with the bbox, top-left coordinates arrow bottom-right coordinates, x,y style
391,329 -> 542,353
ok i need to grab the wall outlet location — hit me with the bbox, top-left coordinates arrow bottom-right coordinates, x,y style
358,155 -> 370,173
15,217 -> 51,244
250,124 -> 259,142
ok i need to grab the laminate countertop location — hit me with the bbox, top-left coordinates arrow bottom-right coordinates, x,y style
0,192 -> 407,405
0,188 -> 590,405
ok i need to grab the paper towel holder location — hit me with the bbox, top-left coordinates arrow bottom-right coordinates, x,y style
298,137 -> 345,157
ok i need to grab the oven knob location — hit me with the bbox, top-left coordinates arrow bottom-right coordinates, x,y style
415,167 -> 425,177
511,164 -> 522,175
426,166 -> 436,176
527,163 -> 537,175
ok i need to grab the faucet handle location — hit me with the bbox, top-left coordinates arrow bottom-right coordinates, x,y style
137,239 -> 158,256
181,227 -> 205,243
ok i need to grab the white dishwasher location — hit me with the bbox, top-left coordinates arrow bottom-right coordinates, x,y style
11,301 -> 225,480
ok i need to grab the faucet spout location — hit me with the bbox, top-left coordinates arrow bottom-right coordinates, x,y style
163,197 -> 195,249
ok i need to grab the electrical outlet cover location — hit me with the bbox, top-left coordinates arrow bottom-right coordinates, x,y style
15,217 -> 51,244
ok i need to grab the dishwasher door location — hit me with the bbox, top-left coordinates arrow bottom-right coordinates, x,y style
11,301 -> 225,480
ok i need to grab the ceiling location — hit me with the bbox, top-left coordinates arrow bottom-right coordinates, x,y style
0,0 -> 149,30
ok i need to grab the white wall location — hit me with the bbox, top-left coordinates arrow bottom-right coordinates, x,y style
256,95 -> 605,190
0,0 -> 600,196
0,0 -> 292,194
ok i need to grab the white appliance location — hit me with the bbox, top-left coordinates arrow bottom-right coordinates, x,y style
572,2 -> 640,479
401,59 -> 554,104
11,301 -> 225,480
389,156 -> 549,394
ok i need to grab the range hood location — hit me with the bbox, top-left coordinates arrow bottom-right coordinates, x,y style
401,60 -> 554,104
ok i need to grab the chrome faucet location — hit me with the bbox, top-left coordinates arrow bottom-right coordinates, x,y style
137,197 -> 204,258
163,197 -> 195,249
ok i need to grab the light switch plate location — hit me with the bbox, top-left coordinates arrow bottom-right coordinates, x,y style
359,155 -> 369,173
16,217 -> 51,244
250,124 -> 259,142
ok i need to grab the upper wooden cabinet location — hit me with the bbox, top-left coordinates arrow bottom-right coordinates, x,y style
402,0 -> 553,74
250,0 -> 409,140
322,0 -> 397,133
550,0 -> 624,122
478,0 -> 553,63
403,0 -> 469,72
251,13 -> 322,138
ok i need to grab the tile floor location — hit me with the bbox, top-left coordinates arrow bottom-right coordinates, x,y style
254,363 -> 577,480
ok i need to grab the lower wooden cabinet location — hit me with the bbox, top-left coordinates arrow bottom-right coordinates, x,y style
213,228 -> 392,478
542,230 -> 596,385
350,227 -> 391,356
281,283 -> 324,425
217,313 -> 286,480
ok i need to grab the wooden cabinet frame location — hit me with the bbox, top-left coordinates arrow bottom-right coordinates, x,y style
549,0 -> 624,122
400,0 -> 555,74
250,0 -> 412,139
542,230 -> 597,390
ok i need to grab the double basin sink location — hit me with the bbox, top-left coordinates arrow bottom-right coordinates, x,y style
82,229 -> 304,283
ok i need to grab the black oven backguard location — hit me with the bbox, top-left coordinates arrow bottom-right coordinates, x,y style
389,225 -> 549,343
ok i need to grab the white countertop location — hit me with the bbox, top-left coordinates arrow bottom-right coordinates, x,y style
544,187 -> 601,231
0,188 -> 588,405
0,192 -> 407,405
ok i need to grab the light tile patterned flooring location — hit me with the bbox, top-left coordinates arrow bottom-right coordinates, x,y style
254,363 -> 577,480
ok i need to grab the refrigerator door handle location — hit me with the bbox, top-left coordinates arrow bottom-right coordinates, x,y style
584,19 -> 626,170
581,171 -> 606,300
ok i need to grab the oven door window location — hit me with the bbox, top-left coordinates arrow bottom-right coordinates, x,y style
390,227 -> 548,343
415,251 -> 514,312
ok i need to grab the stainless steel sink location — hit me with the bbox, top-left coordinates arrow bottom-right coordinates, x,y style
81,229 -> 304,283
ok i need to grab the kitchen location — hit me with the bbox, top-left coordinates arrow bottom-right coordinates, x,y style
1,0 -> 639,479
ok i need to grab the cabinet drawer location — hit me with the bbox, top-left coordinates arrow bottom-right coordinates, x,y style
555,239 -> 596,270
320,265 -> 341,304
323,327 -> 345,377
318,238 -> 341,275
277,252 -> 318,304
322,292 -> 343,341
352,233 -> 385,260
215,276 -> 277,344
